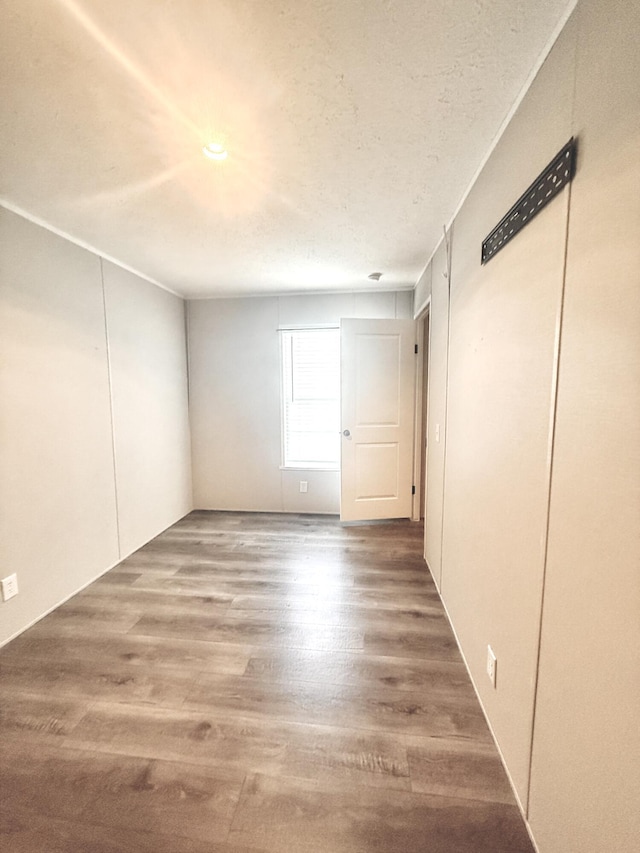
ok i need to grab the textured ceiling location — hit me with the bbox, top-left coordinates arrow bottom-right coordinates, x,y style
0,0 -> 573,297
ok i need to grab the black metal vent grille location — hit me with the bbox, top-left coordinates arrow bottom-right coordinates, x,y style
481,138 -> 577,264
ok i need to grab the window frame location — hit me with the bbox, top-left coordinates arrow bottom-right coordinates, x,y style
279,325 -> 341,471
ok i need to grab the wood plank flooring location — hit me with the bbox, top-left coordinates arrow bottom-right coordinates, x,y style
0,511 -> 533,852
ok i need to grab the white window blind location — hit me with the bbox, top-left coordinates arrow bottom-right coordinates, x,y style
281,328 -> 340,469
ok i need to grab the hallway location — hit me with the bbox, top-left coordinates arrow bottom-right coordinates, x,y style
0,513 -> 533,852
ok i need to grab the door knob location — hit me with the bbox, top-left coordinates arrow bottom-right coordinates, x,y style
342,429 -> 351,437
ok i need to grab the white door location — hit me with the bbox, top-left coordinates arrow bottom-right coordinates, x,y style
340,318 -> 417,521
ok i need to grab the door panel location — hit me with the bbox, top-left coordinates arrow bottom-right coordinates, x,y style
355,442 -> 399,499
340,319 -> 416,521
355,334 -> 401,424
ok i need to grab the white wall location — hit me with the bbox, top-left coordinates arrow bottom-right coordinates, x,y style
0,210 -> 192,646
527,0 -> 640,850
188,290 -> 412,513
415,1 -> 640,850
422,239 -> 449,591
103,262 -> 192,556
443,14 -> 576,802
413,265 -> 431,317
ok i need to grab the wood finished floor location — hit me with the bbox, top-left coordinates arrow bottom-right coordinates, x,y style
0,512 -> 534,853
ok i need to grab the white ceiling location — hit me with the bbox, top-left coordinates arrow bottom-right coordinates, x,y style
0,0 -> 573,298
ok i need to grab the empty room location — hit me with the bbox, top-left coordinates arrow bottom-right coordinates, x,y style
0,1 -> 638,852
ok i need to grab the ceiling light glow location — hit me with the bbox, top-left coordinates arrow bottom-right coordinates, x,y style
202,142 -> 228,161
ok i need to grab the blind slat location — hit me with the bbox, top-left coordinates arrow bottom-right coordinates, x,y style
281,329 -> 340,468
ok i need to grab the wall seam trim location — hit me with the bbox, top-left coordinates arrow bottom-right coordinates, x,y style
438,223 -> 453,597
184,300 -> 195,512
525,8 -> 581,816
525,178 -> 575,820
0,199 -> 179,297
100,258 -> 122,560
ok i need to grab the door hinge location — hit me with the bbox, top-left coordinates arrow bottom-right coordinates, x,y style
412,485 -> 416,495
414,344 -> 419,354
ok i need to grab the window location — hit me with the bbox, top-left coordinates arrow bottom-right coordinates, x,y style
280,328 -> 340,469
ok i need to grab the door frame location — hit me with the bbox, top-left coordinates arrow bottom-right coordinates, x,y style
411,299 -> 431,521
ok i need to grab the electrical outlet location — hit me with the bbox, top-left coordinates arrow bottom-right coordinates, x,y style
487,645 -> 497,688
299,481 -> 308,493
1,573 -> 19,602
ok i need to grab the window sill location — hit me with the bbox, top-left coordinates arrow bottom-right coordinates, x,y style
280,465 -> 340,472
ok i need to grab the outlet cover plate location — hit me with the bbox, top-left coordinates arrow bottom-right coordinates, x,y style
1,573 -> 19,601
